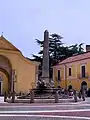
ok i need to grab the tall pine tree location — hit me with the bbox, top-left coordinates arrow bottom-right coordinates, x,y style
32,33 -> 84,78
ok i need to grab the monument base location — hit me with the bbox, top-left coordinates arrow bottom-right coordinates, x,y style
35,77 -> 54,95
41,77 -> 52,88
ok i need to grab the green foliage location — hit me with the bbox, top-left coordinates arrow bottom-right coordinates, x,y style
32,33 -> 84,78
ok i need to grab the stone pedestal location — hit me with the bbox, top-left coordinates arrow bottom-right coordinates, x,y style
73,90 -> 78,102
55,90 -> 59,103
30,90 -> 34,103
82,90 -> 85,101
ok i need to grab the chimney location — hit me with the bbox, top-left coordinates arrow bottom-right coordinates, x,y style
86,45 -> 90,52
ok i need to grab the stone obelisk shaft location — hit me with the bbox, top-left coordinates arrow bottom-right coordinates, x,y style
42,30 -> 49,84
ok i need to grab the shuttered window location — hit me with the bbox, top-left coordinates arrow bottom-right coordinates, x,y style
58,70 -> 60,81
81,65 -> 85,77
69,68 -> 71,76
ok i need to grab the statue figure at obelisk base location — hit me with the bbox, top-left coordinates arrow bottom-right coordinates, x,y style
42,30 -> 50,87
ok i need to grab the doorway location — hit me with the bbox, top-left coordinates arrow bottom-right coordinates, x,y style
81,81 -> 87,91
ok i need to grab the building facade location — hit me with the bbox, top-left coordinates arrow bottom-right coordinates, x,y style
0,35 -> 39,95
53,52 -> 90,91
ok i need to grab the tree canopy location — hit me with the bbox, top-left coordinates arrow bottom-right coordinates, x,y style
32,33 -> 84,78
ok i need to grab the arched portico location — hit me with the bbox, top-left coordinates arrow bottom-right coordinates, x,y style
0,55 -> 12,94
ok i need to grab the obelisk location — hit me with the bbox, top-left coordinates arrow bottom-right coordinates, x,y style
42,30 -> 49,86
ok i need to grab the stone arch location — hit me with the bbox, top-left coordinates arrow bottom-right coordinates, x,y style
0,67 -> 10,79
68,85 -> 72,92
81,81 -> 87,86
0,55 -> 12,93
68,85 -> 72,90
0,55 -> 12,75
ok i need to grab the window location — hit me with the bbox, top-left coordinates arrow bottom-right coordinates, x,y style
81,65 -> 85,77
69,68 -> 71,76
58,70 -> 60,81
50,68 -> 53,79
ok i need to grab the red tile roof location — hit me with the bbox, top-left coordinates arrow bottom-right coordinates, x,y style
58,52 -> 90,65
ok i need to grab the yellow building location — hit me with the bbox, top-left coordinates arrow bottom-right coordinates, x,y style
53,51 -> 90,91
0,35 -> 39,95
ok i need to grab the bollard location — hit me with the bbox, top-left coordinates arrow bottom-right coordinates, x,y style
73,90 -> 78,102
11,92 -> 15,103
55,90 -> 59,103
82,90 -> 85,101
30,90 -> 34,103
4,91 -> 7,102
78,91 -> 81,99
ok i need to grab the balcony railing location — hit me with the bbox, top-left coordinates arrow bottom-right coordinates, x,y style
55,76 -> 61,81
78,73 -> 89,79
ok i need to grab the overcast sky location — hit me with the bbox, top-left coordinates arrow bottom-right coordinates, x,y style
0,0 -> 90,58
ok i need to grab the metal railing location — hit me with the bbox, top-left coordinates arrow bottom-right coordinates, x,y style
78,73 -> 89,79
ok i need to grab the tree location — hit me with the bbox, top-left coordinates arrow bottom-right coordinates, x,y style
78,43 -> 84,54
67,43 -> 84,56
32,33 -> 63,78
32,33 -> 63,64
49,33 -> 63,58
32,33 -> 84,78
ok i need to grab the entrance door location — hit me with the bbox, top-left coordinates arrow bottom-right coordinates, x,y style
81,81 -> 87,91
0,72 -> 9,94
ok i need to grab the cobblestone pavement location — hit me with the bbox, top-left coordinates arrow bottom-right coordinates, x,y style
0,103 -> 90,111
0,115 -> 90,120
0,116 -> 85,120
0,97 -> 90,119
